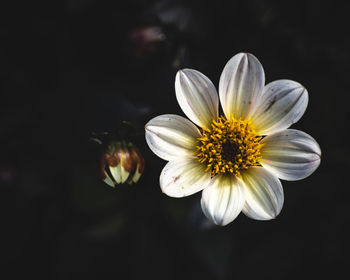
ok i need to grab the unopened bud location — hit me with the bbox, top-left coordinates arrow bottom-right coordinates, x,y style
101,141 -> 145,187
128,25 -> 166,59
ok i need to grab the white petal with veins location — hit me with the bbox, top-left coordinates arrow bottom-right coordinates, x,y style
261,129 -> 321,181
201,175 -> 246,226
145,114 -> 201,161
252,80 -> 308,135
160,159 -> 211,198
219,53 -> 265,120
241,167 -> 284,220
175,69 -> 219,130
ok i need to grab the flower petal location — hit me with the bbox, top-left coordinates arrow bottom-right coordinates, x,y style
200,175 -> 246,226
145,114 -> 201,161
175,69 -> 219,130
241,167 -> 284,220
109,164 -> 122,184
219,53 -> 265,120
252,80 -> 308,135
260,129 -> 321,181
103,171 -> 115,187
160,159 -> 211,198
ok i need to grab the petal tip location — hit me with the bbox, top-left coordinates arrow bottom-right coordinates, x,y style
176,69 -> 184,76
176,68 -> 191,79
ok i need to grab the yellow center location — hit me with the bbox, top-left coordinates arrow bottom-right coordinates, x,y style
196,116 -> 263,177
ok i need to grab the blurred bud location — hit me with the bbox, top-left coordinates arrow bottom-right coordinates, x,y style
128,25 -> 166,59
101,141 -> 145,187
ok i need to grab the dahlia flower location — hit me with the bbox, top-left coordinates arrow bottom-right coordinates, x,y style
145,53 -> 321,225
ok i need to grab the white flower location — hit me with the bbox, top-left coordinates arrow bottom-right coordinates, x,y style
145,53 -> 321,226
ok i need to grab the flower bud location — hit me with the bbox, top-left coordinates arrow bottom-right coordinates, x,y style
101,141 -> 145,187
128,25 -> 166,59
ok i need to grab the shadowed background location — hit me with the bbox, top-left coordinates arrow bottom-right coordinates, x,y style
2,0 -> 349,279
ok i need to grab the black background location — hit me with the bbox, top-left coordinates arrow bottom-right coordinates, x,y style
2,0 -> 349,279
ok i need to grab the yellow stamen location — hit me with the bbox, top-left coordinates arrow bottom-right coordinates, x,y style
195,116 -> 263,177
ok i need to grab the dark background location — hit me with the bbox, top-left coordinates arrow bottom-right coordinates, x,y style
2,0 -> 349,279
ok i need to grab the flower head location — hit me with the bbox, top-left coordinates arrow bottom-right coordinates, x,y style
145,53 -> 321,225
93,122 -> 145,187
101,140 -> 145,187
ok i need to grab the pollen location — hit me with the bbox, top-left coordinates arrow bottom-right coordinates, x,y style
196,116 -> 263,177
